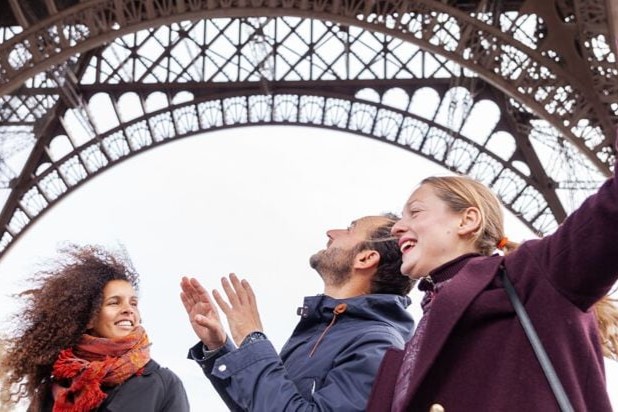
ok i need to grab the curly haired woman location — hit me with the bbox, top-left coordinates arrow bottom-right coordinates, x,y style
0,245 -> 189,411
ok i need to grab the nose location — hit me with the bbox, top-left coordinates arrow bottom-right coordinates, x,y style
326,229 -> 344,240
391,219 -> 405,237
120,302 -> 135,314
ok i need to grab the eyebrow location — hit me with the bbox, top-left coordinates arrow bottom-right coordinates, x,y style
105,295 -> 138,301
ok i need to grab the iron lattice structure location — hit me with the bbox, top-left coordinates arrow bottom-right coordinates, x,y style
0,0 -> 617,258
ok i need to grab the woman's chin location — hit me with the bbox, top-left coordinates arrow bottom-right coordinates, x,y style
408,273 -> 424,280
401,264 -> 422,280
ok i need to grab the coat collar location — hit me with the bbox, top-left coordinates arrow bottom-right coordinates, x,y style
403,254 -> 503,402
294,294 -> 414,341
140,359 -> 158,376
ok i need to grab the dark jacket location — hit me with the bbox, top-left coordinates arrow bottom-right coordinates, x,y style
189,294 -> 414,411
367,171 -> 618,411
38,359 -> 190,411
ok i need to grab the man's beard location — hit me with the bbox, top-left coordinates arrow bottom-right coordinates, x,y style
309,246 -> 355,287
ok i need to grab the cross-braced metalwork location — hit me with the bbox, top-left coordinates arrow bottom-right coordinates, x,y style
0,0 -> 616,258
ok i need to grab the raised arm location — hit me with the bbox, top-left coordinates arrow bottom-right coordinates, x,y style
209,276 -> 404,412
515,134 -> 618,308
182,276 -> 246,411
207,324 -> 405,412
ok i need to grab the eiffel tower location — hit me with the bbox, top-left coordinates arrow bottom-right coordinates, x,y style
0,0 -> 616,258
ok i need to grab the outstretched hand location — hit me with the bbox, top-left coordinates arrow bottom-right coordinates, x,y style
180,276 -> 227,350
213,273 -> 264,347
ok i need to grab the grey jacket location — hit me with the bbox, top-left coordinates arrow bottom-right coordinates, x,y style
189,293 -> 414,411
38,359 -> 190,411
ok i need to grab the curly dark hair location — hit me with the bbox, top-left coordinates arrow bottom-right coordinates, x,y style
0,244 -> 139,407
360,213 -> 415,296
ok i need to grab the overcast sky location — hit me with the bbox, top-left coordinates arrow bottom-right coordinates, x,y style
0,126 -> 616,410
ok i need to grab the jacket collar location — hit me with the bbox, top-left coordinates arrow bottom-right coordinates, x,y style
296,294 -> 414,339
140,359 -> 158,376
403,254 -> 503,402
300,294 -> 411,316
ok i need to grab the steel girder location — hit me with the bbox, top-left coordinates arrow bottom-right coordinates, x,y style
0,0 -> 616,258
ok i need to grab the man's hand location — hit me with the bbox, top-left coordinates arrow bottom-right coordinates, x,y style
180,276 -> 227,350
213,273 -> 264,347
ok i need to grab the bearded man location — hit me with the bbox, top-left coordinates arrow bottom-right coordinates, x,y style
181,214 -> 414,411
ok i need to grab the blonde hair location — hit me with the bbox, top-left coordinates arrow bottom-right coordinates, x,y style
422,175 -> 618,359
594,295 -> 618,361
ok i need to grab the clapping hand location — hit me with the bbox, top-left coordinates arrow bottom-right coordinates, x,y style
212,273 -> 264,347
180,276 -> 227,350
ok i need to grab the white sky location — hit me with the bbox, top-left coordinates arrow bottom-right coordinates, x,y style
0,126 -> 616,410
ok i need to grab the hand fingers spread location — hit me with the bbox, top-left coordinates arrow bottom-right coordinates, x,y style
181,277 -> 217,309
189,278 -> 217,310
180,277 -> 197,306
229,273 -> 247,305
241,278 -> 257,307
189,277 -> 212,302
179,292 -> 193,315
220,276 -> 240,307
212,289 -> 232,315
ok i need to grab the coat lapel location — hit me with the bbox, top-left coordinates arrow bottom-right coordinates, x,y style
403,255 -> 503,402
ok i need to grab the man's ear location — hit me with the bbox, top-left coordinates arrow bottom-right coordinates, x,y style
457,206 -> 481,236
354,249 -> 380,270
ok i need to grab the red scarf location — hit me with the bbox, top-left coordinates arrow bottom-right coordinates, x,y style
51,326 -> 151,411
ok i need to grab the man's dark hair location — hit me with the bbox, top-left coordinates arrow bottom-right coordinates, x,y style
358,213 -> 414,296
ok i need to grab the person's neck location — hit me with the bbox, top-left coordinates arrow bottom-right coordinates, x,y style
323,275 -> 371,299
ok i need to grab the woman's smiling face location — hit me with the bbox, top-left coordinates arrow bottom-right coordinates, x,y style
392,183 -> 470,279
87,279 -> 140,339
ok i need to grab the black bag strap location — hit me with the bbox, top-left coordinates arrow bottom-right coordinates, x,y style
499,266 -> 574,412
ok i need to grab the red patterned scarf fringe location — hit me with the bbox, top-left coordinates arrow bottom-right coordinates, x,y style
51,326 -> 150,411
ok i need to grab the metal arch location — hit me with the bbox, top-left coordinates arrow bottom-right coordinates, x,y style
575,0 -> 618,124
0,0 -> 615,173
0,90 -> 561,257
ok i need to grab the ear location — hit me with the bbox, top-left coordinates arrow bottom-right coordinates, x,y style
86,314 -> 96,330
457,207 -> 481,236
353,249 -> 380,270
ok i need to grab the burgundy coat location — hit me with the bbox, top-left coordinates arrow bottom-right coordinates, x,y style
367,173 -> 618,411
